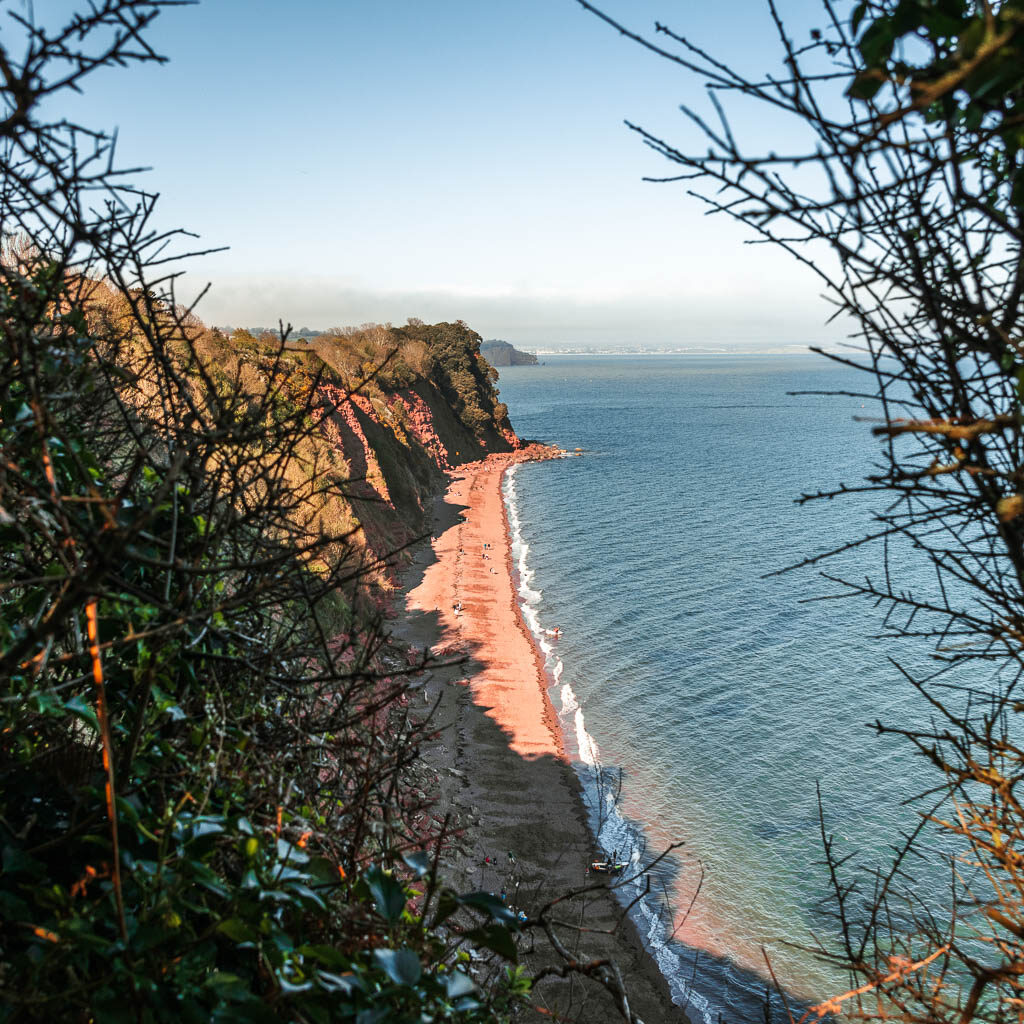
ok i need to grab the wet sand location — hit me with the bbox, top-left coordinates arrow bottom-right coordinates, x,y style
393,448 -> 689,1023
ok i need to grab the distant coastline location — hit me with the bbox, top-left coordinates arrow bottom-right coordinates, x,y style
480,338 -> 538,366
525,345 -> 838,356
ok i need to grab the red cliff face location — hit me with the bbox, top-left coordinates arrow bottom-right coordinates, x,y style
314,376 -> 519,574
396,389 -> 454,472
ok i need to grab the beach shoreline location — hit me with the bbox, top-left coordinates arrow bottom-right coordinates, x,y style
390,446 -> 689,1023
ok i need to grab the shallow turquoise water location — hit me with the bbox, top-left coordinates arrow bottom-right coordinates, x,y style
495,353 -> 944,1021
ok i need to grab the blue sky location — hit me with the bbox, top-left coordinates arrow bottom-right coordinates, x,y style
47,0 -> 850,348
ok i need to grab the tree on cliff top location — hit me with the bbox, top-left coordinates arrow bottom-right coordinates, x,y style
580,0 -> 1024,1019
393,319 -> 514,440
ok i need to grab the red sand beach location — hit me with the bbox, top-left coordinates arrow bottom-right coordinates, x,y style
395,448 -> 688,1023
407,451 -> 564,760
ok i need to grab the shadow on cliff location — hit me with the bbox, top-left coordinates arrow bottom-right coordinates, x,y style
388,490 -> 813,1024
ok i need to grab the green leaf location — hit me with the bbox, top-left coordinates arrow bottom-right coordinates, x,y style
296,944 -> 348,968
891,0 -> 923,35
317,970 -> 364,994
373,947 -> 421,986
64,694 -> 99,732
365,865 -> 406,923
192,863 -> 230,898
192,819 -> 226,839
920,8 -> 965,38
2,845 -> 41,878
859,16 -> 897,65
31,691 -> 62,716
401,850 -> 431,877
277,975 -> 314,995
847,71 -> 885,100
308,856 -> 341,884
445,970 -> 477,999
276,837 -> 309,864
432,887 -> 460,928
203,971 -> 252,1000
458,890 -> 516,925
0,891 -> 30,919
217,918 -> 259,943
284,883 -> 326,909
114,797 -> 140,826
466,923 -> 518,962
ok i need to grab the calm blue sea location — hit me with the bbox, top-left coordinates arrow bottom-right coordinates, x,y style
495,353 -> 946,1022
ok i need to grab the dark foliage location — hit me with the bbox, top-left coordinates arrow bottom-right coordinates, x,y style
0,4 -> 525,1020
0,5 -> 672,1022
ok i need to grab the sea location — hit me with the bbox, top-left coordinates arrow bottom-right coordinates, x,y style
494,352 -> 954,1023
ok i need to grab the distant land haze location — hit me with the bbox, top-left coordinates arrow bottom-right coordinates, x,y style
214,327 -> 839,359
480,339 -> 539,366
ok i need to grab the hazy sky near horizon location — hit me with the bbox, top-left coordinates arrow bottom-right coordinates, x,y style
48,0 -> 851,348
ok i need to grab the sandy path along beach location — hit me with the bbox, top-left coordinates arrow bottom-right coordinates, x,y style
393,448 -> 688,1023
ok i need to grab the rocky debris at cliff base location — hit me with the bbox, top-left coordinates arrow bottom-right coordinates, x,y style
464,442 -> 568,469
